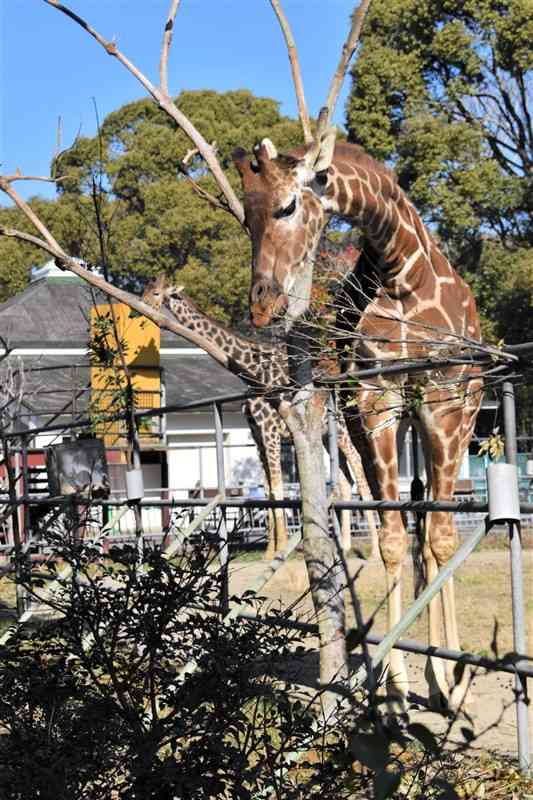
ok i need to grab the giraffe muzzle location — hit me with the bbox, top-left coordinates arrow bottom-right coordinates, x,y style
250,282 -> 288,327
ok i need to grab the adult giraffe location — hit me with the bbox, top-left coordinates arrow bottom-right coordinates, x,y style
142,276 -> 379,560
233,134 -> 483,711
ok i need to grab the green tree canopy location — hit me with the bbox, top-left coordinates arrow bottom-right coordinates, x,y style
0,90 -> 304,323
346,0 -> 533,355
347,0 -> 532,258
346,1 -> 533,437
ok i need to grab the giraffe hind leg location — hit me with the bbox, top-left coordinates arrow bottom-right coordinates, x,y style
418,400 -> 478,714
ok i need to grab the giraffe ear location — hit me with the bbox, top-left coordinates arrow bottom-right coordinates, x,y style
253,138 -> 278,167
304,126 -> 337,175
259,138 -> 278,160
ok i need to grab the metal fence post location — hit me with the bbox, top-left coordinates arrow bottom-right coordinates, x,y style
502,381 -> 531,774
327,394 -> 342,546
20,437 -> 32,612
214,402 -> 229,614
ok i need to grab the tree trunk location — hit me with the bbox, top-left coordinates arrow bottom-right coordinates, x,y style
280,388 -> 347,694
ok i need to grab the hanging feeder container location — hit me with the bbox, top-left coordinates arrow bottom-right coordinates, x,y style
126,468 -> 144,502
486,462 -> 520,525
46,439 -> 110,498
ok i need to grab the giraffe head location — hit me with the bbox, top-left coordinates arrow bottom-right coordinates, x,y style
233,130 -> 336,328
142,274 -> 184,311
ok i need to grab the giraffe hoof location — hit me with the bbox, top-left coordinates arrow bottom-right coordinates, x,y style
428,691 -> 449,714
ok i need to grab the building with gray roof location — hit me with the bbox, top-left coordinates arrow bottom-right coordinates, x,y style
0,262 -> 261,513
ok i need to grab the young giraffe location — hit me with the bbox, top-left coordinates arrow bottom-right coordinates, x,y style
142,275 -> 379,560
233,138 -> 483,711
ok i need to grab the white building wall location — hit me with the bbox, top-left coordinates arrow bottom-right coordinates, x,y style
165,408 -> 260,499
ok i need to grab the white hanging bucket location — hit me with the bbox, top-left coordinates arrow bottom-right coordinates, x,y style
487,462 -> 520,524
126,468 -> 144,502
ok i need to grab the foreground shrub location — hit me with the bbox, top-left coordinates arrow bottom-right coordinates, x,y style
0,533 -> 363,799
1,522 -> 531,799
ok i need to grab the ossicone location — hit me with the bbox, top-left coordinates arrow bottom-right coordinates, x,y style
232,147 -> 251,177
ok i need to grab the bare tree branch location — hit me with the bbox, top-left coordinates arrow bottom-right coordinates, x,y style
0,177 -> 66,252
183,147 -> 200,166
43,0 -> 245,225
176,172 -> 232,215
159,0 -> 181,96
270,0 -> 312,144
1,168 -> 70,184
0,227 -> 54,251
0,176 -> 234,365
176,142 -> 231,214
320,0 -> 372,134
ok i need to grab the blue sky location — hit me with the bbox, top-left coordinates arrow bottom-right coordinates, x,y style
1,0 -> 358,204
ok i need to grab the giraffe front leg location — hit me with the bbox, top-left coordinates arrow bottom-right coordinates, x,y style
419,406 -> 475,714
244,399 -> 288,560
338,471 -> 353,554
365,414 -> 409,714
357,391 -> 410,712
421,511 -> 453,711
380,510 -> 410,712
429,511 -> 474,714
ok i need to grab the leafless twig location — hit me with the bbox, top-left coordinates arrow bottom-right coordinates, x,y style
176,142 -> 229,214
159,0 -> 181,96
321,0 -> 372,132
1,168 -> 70,184
43,0 -> 245,225
270,0 -> 312,143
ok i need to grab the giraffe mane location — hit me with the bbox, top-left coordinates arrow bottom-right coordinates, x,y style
283,140 -> 397,185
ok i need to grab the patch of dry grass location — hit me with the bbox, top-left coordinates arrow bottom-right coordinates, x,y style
231,547 -> 532,659
0,573 -> 16,608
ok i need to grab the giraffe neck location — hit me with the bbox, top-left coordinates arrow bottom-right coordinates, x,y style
165,292 -> 288,388
323,145 -> 445,293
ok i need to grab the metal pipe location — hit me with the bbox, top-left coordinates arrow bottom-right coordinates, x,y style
6,390 -> 252,439
502,381 -> 531,774
214,402 -> 229,614
213,402 -> 226,497
318,352 -> 519,384
160,375 -> 167,445
9,493 -> 533,514
234,610 -> 533,678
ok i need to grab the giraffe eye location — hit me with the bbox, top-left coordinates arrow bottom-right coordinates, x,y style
273,197 -> 296,219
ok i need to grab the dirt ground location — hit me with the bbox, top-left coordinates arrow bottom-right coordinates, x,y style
228,547 -> 533,758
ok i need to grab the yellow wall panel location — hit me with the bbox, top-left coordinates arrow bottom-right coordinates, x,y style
90,303 -> 160,448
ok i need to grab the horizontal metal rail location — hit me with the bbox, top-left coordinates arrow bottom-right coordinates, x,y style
4,493 -> 532,515
6,341 -> 533,441
234,611 -> 533,679
4,390 -> 252,439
